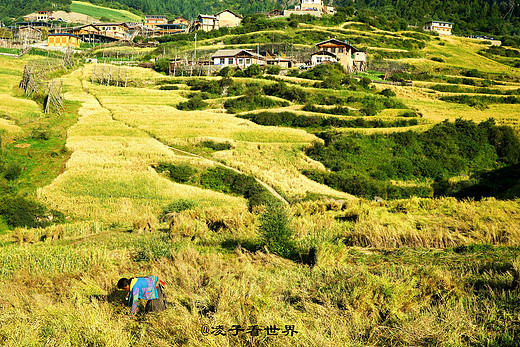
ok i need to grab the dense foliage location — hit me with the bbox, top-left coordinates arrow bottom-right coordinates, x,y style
238,111 -> 418,129
343,0 -> 520,36
155,162 -> 276,210
224,94 -> 289,113
0,0 -> 71,24
304,118 -> 520,199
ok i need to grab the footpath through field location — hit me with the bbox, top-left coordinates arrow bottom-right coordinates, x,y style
38,70 -> 287,224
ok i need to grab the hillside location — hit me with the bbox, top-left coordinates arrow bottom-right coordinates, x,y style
72,0 -> 520,36
70,1 -> 142,22
0,16 -> 520,346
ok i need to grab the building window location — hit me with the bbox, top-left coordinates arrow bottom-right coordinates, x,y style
316,57 -> 322,63
245,58 -> 251,65
238,58 -> 243,65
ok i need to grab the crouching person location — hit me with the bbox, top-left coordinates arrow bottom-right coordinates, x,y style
117,276 -> 167,315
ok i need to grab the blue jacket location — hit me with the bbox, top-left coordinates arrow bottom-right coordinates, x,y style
128,276 -> 159,314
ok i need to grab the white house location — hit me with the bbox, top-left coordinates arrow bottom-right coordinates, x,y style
312,38 -> 367,72
211,49 -> 266,67
286,0 -> 335,17
215,10 -> 242,28
198,15 -> 219,31
423,21 -> 453,35
300,0 -> 323,11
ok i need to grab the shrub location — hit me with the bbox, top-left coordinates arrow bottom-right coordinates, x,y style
176,96 -> 208,110
379,88 -> 396,97
3,162 -> 22,181
262,82 -> 308,103
266,65 -> 281,75
161,199 -> 198,215
258,201 -> 296,258
0,194 -> 64,228
303,119 -> 520,199
155,162 -> 197,183
217,66 -> 235,77
224,95 -> 289,113
463,68 -> 483,78
430,56 -> 445,62
159,85 -> 179,90
244,64 -> 262,77
200,140 -> 233,151
153,58 -> 170,74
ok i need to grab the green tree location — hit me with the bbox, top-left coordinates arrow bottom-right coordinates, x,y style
258,202 -> 295,258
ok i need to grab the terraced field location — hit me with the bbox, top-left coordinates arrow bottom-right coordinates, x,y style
0,22 -> 520,345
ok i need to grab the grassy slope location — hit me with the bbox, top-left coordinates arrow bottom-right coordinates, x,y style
71,1 -> 142,22
0,55 -> 81,192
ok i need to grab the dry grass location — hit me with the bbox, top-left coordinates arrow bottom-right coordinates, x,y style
38,78 -> 244,224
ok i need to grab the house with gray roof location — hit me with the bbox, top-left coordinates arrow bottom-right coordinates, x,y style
211,49 -> 266,68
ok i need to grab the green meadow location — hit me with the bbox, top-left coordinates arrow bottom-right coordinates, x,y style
71,1 -> 142,22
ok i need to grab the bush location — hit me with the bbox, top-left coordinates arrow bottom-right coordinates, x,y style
224,95 -> 289,113
0,194 -> 64,228
159,85 -> 179,90
238,111 -> 418,129
2,162 -> 22,181
155,162 -> 197,183
266,65 -> 281,75
244,64 -> 262,77
262,82 -> 308,103
379,88 -> 396,97
161,199 -> 198,215
177,96 -> 208,110
303,119 -> 520,199
430,56 -> 445,62
200,140 -> 233,151
153,58 -> 170,74
217,66 -> 235,77
258,201 -> 296,258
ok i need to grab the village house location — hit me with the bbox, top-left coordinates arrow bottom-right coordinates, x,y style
170,17 -> 189,25
55,23 -> 126,43
23,11 -> 54,22
215,10 -> 242,28
155,23 -> 187,35
423,21 -> 453,35
47,33 -> 81,49
211,49 -> 266,67
265,9 -> 283,18
284,0 -> 335,17
57,24 -> 100,36
14,21 -> 53,30
266,56 -> 297,68
311,38 -> 367,72
93,22 -> 131,40
197,15 -> 219,31
145,15 -> 168,28
16,26 -> 43,42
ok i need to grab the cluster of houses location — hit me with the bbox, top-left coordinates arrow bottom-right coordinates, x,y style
2,0 -> 458,74
206,38 -> 367,72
